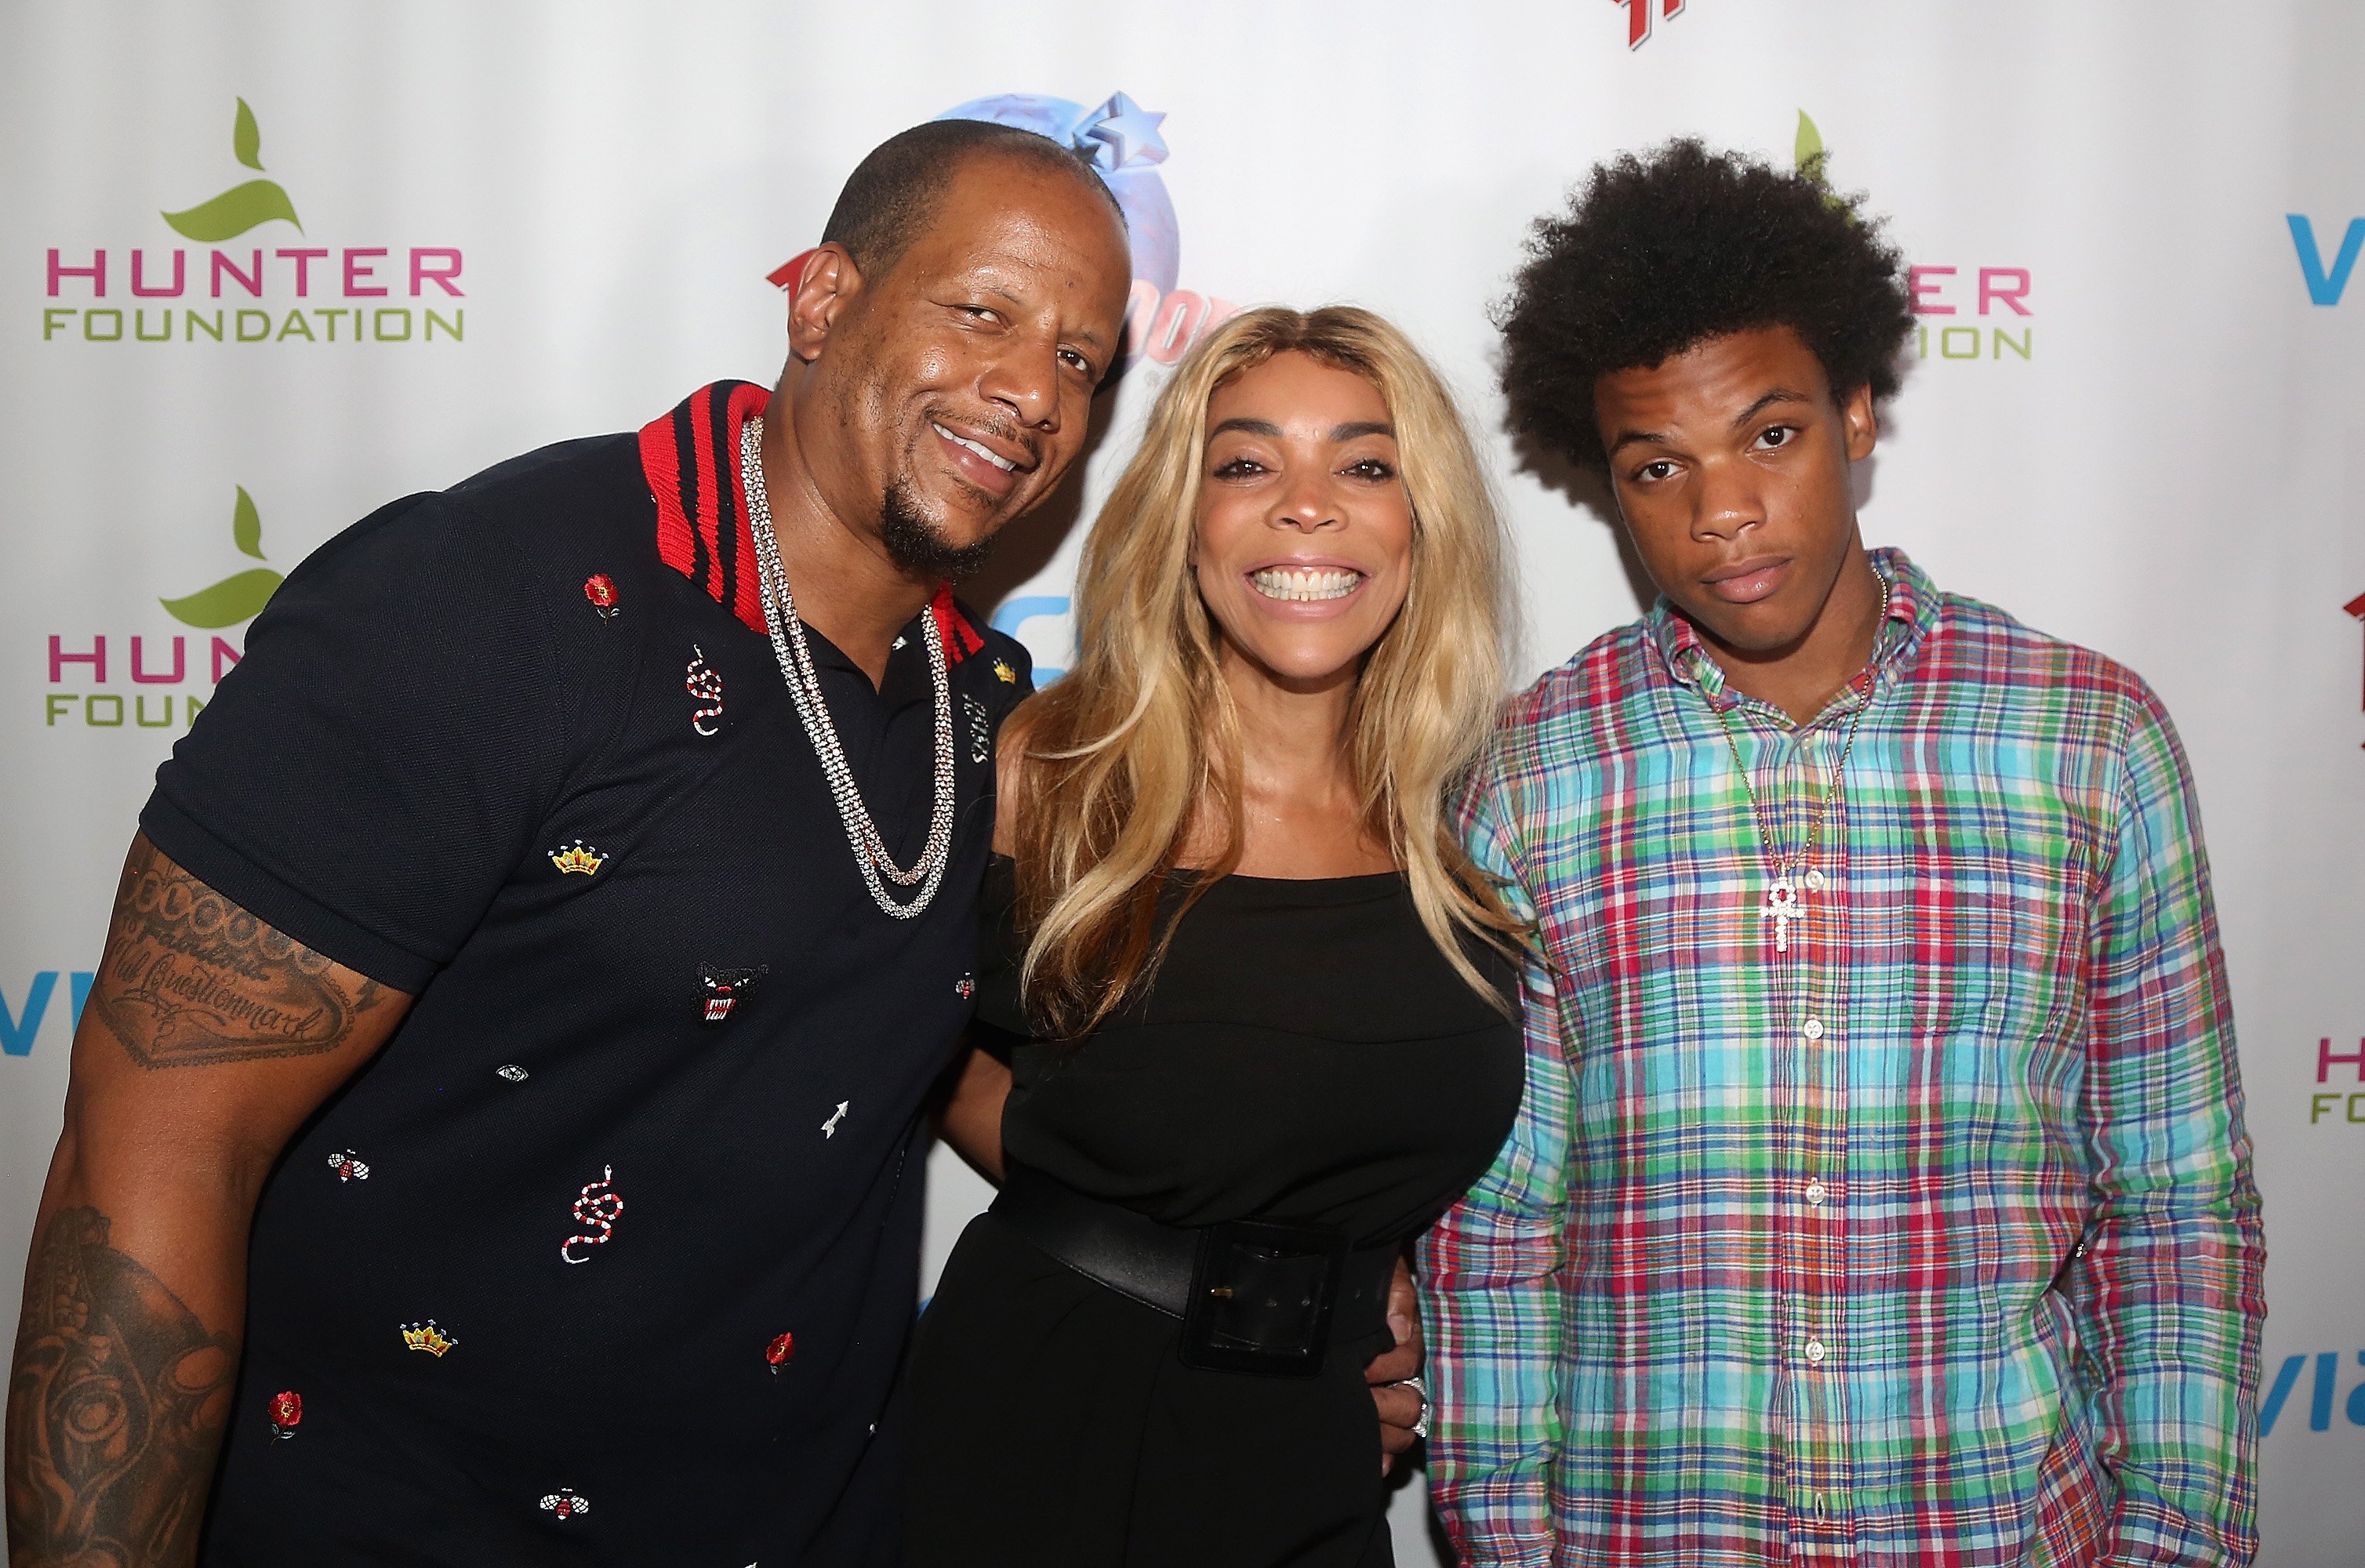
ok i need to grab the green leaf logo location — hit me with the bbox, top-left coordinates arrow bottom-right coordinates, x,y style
1794,110 -> 1826,176
162,98 -> 302,241
162,486 -> 285,628
1793,109 -> 1851,220
233,96 -> 265,172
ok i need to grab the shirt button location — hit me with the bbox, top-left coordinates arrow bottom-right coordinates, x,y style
1805,1180 -> 1828,1207
1805,1338 -> 1827,1364
1804,869 -> 1827,893
1802,1018 -> 1826,1041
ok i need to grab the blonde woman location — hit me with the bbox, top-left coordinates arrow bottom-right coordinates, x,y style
899,307 -> 1522,1566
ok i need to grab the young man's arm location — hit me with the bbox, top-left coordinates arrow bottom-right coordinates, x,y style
2074,691 -> 2265,1567
1417,770 -> 1573,1567
5,836 -> 411,1567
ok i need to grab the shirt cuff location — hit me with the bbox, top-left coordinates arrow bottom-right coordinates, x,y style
140,791 -> 438,993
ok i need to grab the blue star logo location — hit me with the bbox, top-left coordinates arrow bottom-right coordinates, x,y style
1078,91 -> 1168,172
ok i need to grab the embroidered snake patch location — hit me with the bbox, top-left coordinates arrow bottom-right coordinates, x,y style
685,645 -> 725,737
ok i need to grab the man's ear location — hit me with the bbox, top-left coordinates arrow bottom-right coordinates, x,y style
1840,381 -> 1878,462
787,244 -> 863,365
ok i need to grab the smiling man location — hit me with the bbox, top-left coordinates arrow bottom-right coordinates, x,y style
1421,141 -> 2264,1566
6,120 -> 1131,1566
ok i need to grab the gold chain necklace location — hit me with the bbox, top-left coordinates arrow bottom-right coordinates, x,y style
1706,571 -> 1891,956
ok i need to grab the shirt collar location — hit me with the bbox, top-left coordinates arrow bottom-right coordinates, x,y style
637,379 -> 985,662
1647,546 -> 1938,716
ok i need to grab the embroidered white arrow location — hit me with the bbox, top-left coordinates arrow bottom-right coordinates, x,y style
822,1102 -> 850,1139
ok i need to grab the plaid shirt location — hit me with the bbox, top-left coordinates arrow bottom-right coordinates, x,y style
1421,550 -> 2263,1567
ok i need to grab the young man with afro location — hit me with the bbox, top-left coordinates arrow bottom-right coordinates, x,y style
1419,140 -> 2263,1566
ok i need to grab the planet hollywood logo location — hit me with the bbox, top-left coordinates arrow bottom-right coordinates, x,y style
761,92 -> 1245,686
1793,112 -> 2035,365
768,92 -> 1238,379
39,97 -> 465,348
39,484 -> 282,735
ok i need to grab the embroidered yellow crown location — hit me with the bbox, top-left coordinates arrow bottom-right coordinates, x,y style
548,840 -> 606,877
401,1319 -> 457,1357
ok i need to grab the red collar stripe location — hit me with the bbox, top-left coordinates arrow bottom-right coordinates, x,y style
932,586 -> 986,661
640,380 -> 983,661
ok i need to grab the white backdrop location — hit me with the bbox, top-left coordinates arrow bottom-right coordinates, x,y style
5,4 -> 2361,1562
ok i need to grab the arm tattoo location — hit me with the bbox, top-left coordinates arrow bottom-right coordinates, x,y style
93,840 -> 383,1069
6,1207 -> 234,1566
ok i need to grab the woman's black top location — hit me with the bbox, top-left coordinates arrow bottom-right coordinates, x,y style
899,855 -> 1523,1567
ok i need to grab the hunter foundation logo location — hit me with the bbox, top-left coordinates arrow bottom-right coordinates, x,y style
42,485 -> 283,733
1796,112 -> 2035,365
2309,1036 -> 2365,1126
41,96 -> 465,347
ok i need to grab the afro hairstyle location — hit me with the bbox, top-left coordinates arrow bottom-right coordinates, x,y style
1495,138 -> 1914,470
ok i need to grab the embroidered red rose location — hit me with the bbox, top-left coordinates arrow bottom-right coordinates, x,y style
766,1331 -> 795,1374
583,574 -> 619,620
268,1389 -> 303,1437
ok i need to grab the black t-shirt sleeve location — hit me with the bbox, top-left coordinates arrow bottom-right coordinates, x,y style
143,492 -> 576,993
969,851 -> 1032,1062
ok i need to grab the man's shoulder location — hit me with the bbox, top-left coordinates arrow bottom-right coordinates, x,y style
1926,588 -> 2167,733
440,430 -> 648,540
1491,619 -> 1661,757
311,431 -> 646,568
950,597 -> 1034,708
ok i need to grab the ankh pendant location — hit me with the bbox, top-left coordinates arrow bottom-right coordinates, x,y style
1764,872 -> 1803,954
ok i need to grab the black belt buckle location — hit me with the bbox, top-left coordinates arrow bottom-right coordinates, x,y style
1178,1218 -> 1347,1377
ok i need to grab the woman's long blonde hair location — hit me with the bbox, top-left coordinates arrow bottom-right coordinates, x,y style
1007,305 -> 1520,1037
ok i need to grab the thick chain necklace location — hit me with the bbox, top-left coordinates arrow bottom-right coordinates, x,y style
739,418 -> 957,920
1708,570 -> 1891,956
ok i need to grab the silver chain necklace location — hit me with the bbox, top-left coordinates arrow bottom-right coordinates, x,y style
739,417 -> 957,920
1707,571 -> 1891,956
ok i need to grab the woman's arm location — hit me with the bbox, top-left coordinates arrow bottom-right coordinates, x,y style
936,1044 -> 1010,1184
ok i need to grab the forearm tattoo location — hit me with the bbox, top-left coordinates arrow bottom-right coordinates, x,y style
93,840 -> 382,1069
6,1207 -> 234,1566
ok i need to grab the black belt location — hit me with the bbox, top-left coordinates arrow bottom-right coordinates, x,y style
990,1165 -> 1398,1377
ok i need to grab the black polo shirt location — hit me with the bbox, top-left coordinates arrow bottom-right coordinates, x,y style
142,382 -> 1029,1566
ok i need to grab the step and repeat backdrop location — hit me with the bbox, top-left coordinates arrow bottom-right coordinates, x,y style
5,2 -> 2362,1561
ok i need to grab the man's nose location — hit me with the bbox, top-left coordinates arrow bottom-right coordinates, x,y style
1691,459 -> 1765,542
979,341 -> 1061,431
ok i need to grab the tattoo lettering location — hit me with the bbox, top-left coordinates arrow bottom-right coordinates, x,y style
92,840 -> 382,1069
6,1207 -> 234,1566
